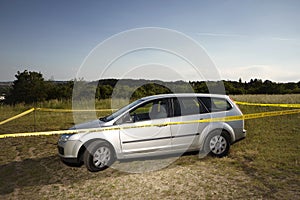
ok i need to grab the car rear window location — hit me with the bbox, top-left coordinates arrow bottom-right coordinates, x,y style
173,97 -> 209,116
199,97 -> 232,112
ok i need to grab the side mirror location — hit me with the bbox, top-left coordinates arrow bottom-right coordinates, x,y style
132,113 -> 139,122
124,112 -> 133,123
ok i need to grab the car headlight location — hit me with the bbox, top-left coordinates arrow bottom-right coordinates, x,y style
59,134 -> 72,143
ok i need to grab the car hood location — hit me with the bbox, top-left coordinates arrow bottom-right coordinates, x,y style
69,119 -> 106,130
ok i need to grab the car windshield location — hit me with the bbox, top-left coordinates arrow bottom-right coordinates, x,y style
99,99 -> 144,122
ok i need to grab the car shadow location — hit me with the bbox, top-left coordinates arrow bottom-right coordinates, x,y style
0,151 -> 205,195
0,154 -> 127,195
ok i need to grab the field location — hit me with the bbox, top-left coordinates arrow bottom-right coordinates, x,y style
0,95 -> 299,199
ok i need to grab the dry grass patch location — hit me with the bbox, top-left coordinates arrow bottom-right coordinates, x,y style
0,95 -> 299,199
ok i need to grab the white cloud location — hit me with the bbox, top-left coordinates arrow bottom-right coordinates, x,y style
197,32 -> 248,38
220,65 -> 300,82
197,32 -> 300,44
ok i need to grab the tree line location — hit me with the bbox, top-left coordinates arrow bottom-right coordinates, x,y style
2,70 -> 300,104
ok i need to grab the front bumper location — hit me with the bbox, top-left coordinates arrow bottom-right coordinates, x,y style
57,140 -> 83,159
60,156 -> 82,165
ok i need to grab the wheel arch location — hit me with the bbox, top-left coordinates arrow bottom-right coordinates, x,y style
199,122 -> 235,151
77,139 -> 116,163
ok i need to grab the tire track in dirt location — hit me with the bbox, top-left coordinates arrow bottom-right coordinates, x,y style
11,144 -> 22,198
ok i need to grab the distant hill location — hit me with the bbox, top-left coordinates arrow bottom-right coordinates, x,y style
0,82 -> 12,95
0,82 -> 12,86
2,78 -> 300,104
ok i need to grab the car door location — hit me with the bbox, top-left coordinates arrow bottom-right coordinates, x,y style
170,97 -> 210,152
118,98 -> 172,157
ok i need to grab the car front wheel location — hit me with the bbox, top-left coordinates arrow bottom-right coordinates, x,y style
83,141 -> 115,172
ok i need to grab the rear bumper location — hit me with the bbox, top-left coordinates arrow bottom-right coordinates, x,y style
232,129 -> 246,145
242,129 -> 247,138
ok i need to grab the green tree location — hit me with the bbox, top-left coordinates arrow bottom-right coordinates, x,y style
6,70 -> 47,104
46,81 -> 73,100
96,85 -> 113,99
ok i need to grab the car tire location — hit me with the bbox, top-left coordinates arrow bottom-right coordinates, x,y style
83,141 -> 115,172
203,130 -> 230,158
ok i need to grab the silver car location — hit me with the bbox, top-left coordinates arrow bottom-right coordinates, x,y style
58,93 -> 246,172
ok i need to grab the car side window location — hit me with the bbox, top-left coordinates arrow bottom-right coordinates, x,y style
173,97 -> 208,117
200,97 -> 232,112
129,99 -> 169,122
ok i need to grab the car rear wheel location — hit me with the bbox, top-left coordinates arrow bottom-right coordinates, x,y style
83,141 -> 115,172
203,130 -> 230,158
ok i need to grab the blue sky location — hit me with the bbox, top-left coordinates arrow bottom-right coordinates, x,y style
0,0 -> 299,82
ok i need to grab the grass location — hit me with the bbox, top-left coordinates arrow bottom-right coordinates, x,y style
0,95 -> 299,199
231,94 -> 300,104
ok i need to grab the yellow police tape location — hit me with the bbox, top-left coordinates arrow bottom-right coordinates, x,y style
0,108 -> 299,139
36,108 -> 117,112
0,108 -> 35,126
1,101 -> 298,126
0,107 -> 117,126
235,101 -> 300,108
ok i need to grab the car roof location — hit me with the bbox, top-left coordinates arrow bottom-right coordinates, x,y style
140,93 -> 229,101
